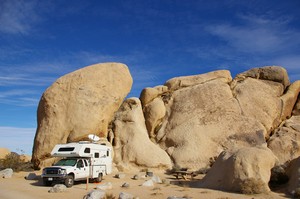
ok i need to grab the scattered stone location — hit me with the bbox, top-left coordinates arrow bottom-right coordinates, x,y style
162,179 -> 171,185
146,171 -> 153,177
141,179 -> 154,187
115,173 -> 126,179
0,168 -> 13,178
151,175 -> 162,184
121,182 -> 130,188
119,192 -> 134,199
48,184 -> 67,193
25,173 -> 37,180
132,173 -> 146,180
132,174 -> 140,180
96,182 -> 113,190
85,190 -> 106,199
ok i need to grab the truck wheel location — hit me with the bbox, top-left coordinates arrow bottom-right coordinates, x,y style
43,179 -> 52,186
64,175 -> 74,188
95,173 -> 102,183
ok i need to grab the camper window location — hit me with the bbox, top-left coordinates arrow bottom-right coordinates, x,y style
77,160 -> 84,168
107,150 -> 109,157
84,148 -> 90,153
95,153 -> 99,158
54,158 -> 77,166
83,159 -> 88,166
58,147 -> 75,152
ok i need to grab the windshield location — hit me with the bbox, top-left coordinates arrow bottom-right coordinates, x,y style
54,159 -> 77,166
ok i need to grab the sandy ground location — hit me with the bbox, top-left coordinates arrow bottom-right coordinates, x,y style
0,170 -> 290,199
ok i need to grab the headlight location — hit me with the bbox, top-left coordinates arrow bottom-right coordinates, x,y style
58,169 -> 67,175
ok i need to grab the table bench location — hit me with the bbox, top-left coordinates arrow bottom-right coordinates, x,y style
173,171 -> 198,180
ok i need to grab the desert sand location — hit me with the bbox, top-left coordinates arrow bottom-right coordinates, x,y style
0,170 -> 288,199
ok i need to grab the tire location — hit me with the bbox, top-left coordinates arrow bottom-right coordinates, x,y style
42,178 -> 52,186
64,175 -> 74,188
95,173 -> 103,183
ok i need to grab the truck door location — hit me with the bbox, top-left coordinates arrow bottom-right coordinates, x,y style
75,159 -> 89,179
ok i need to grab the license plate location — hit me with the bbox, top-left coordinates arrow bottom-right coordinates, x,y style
48,178 -> 53,181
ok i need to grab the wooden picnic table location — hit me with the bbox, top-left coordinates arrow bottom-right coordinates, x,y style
173,171 -> 198,180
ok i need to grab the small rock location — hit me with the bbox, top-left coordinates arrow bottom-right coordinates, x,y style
151,175 -> 162,184
121,182 -> 130,188
115,173 -> 126,179
141,179 -> 154,187
167,197 -> 191,199
25,173 -> 37,180
96,182 -> 113,190
132,174 -> 140,180
146,171 -> 153,177
162,179 -> 171,185
0,168 -> 13,178
85,190 -> 106,199
48,184 -> 67,193
119,192 -> 134,199
132,173 -> 146,180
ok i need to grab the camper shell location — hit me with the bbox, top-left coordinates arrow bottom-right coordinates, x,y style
41,141 -> 112,187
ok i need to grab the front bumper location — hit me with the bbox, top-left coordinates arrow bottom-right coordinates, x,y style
42,174 -> 67,183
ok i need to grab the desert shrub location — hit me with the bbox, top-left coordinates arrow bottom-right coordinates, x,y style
239,178 -> 268,194
0,152 -> 33,172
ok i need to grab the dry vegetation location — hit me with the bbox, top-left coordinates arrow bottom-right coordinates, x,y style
0,153 -> 33,172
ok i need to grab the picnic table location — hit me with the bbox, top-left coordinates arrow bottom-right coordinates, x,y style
173,170 -> 198,180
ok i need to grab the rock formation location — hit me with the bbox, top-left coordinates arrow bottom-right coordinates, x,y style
32,63 -> 132,169
268,116 -> 300,165
199,146 -> 277,193
112,98 -> 172,170
286,156 -> 300,195
141,66 -> 293,170
32,63 -> 300,195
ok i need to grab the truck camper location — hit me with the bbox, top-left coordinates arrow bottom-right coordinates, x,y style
41,141 -> 112,187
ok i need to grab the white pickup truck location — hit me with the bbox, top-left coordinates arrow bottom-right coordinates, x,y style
41,141 -> 112,187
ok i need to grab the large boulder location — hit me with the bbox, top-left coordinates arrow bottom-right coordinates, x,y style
286,157 -> 300,196
143,66 -> 293,170
112,98 -> 172,170
280,81 -> 300,121
32,63 -> 132,169
268,116 -> 300,165
143,97 -> 166,140
199,146 -> 277,193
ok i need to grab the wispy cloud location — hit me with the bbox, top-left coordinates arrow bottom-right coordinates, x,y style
0,0 -> 39,34
0,126 -> 36,155
205,14 -> 300,54
0,89 -> 40,106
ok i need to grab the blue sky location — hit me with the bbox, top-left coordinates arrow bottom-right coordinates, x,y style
0,0 -> 299,155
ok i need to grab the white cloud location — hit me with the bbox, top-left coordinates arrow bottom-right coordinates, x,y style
205,14 -> 300,54
0,0 -> 39,34
0,126 -> 36,155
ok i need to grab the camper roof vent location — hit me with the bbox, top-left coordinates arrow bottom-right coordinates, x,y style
88,134 -> 100,142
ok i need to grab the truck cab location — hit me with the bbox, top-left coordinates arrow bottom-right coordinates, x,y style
41,142 -> 112,187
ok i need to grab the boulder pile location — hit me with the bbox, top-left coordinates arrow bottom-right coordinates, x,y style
32,63 -> 300,195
